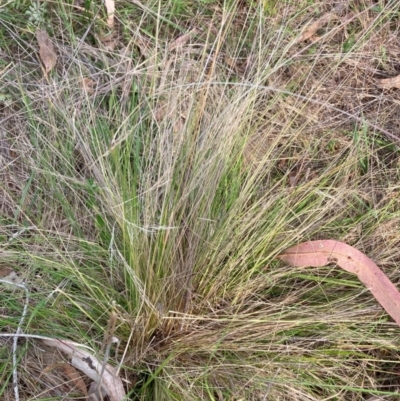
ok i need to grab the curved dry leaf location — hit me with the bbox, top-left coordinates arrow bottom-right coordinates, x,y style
296,12 -> 338,42
0,267 -> 15,279
278,240 -> 400,326
36,29 -> 57,74
62,363 -> 89,397
104,0 -> 115,28
378,74 -> 400,89
0,267 -> 23,288
40,362 -> 88,396
168,29 -> 197,51
81,77 -> 96,94
42,338 -> 126,401
98,31 -> 117,50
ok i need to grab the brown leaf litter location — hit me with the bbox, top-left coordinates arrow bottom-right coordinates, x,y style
296,12 -> 339,43
377,74 -> 400,89
278,240 -> 400,326
36,29 -> 57,74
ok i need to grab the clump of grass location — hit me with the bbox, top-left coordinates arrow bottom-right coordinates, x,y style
1,0 -> 400,400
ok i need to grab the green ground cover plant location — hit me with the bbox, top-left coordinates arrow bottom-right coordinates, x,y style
1,0 -> 400,399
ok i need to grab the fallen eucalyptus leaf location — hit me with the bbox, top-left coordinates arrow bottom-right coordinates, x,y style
296,13 -> 338,42
62,363 -> 89,397
40,361 -> 88,396
278,240 -> 400,326
36,29 -> 57,74
104,0 -> 115,28
81,77 -> 96,94
42,338 -> 126,401
168,29 -> 196,51
0,268 -> 23,288
377,74 -> 400,89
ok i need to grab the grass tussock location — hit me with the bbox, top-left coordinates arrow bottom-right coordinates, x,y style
1,0 -> 400,400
